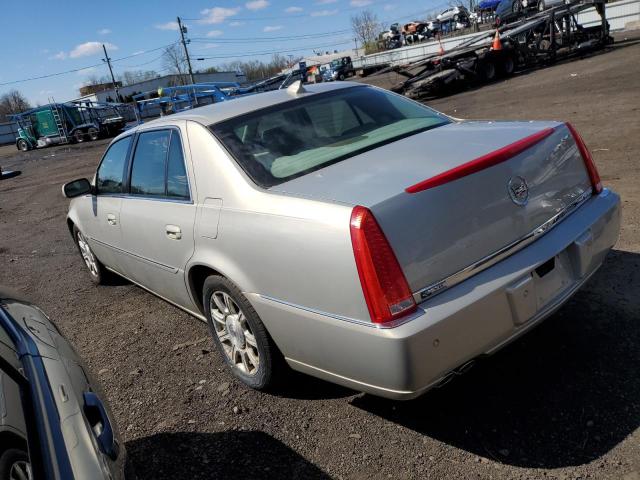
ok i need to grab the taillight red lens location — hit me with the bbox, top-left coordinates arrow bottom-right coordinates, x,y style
350,206 -> 416,324
566,122 -> 602,195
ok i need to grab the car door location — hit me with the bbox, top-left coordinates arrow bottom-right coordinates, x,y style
85,135 -> 133,273
118,127 -> 197,309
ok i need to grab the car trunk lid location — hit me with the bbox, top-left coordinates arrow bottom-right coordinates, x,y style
270,120 -> 593,296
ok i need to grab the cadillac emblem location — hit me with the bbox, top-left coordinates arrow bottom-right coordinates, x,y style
508,176 -> 529,206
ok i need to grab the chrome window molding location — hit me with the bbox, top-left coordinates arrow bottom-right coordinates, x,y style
413,188 -> 596,304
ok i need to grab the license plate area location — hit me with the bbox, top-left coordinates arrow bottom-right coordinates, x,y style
506,250 -> 576,325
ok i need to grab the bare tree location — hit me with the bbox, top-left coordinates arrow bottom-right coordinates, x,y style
0,90 -> 32,121
162,45 -> 188,85
351,9 -> 382,54
206,53 -> 294,82
121,70 -> 159,86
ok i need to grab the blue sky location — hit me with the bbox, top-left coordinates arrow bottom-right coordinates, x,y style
0,0 -> 450,105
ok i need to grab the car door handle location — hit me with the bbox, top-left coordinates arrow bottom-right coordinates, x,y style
166,224 -> 182,240
83,391 -> 119,460
106,213 -> 117,226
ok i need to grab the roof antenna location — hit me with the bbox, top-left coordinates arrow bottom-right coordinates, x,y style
287,80 -> 307,96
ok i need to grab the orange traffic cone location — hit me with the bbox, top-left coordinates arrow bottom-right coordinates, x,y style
491,29 -> 502,50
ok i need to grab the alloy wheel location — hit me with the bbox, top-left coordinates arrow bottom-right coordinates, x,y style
9,460 -> 31,480
77,231 -> 98,277
210,291 -> 260,375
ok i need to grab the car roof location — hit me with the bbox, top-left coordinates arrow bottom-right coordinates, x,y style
137,81 -> 362,130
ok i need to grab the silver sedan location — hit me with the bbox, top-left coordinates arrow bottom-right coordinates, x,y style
63,82 -> 620,399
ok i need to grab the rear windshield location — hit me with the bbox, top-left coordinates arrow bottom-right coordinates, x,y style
209,86 -> 450,188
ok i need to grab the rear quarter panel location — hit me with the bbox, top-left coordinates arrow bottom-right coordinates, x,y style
185,121 -> 370,322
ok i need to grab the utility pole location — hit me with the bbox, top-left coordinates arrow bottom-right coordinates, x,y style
102,44 -> 121,102
177,17 -> 196,85
354,37 -> 359,56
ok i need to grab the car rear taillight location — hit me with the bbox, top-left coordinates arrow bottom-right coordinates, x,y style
350,206 -> 416,324
566,122 -> 603,195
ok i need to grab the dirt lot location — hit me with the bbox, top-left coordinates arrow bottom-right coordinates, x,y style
1,32 -> 639,480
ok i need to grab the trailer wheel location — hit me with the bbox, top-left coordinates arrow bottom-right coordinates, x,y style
87,127 -> 100,141
479,61 -> 497,83
338,73 -> 346,81
16,139 -> 30,152
74,130 -> 85,143
500,55 -> 515,76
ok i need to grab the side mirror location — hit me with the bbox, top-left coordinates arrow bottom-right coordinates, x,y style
62,178 -> 92,198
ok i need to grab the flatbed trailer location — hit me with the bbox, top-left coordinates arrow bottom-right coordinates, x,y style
381,0 -> 611,99
10,101 -> 132,151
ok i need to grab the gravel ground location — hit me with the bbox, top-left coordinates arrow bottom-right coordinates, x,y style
1,32 -> 639,480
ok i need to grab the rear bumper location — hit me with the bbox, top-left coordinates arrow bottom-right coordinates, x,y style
249,188 -> 621,400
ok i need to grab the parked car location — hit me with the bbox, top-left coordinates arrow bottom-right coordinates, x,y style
437,5 -> 469,22
495,0 -> 544,22
63,82 -> 620,400
0,288 -> 128,479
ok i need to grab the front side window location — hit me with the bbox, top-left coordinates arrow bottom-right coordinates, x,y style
130,130 -> 171,196
96,136 -> 132,194
209,86 -> 450,188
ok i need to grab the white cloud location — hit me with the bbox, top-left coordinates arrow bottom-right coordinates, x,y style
39,90 -> 54,96
41,48 -> 50,54
206,29 -> 223,37
229,21 -> 245,27
285,6 -> 303,12
310,9 -> 338,16
246,0 -> 269,10
350,0 -> 372,5
316,0 -> 337,3
155,21 -> 179,30
200,6 -> 241,24
201,43 -> 219,49
49,51 -> 66,60
69,41 -> 117,58
132,50 -> 145,55
263,25 -> 283,32
98,28 -> 111,34
383,3 -> 396,10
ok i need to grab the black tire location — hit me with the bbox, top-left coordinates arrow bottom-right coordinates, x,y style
338,73 -> 346,81
203,275 -> 282,390
0,448 -> 30,480
88,127 -> 100,141
16,139 -> 29,152
512,0 -> 521,13
73,225 -> 107,285
478,60 -> 497,82
500,55 -> 515,76
74,129 -> 85,143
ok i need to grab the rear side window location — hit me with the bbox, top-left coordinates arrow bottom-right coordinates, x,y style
128,129 -> 190,200
130,131 -> 171,196
96,136 -> 132,194
166,134 -> 189,199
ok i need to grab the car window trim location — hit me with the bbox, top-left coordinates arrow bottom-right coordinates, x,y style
125,126 -> 193,203
95,134 -> 134,196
